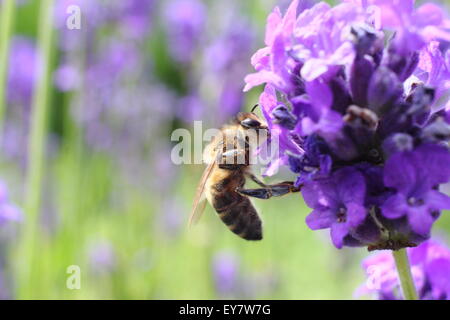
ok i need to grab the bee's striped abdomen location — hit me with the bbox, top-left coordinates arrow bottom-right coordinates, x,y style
213,192 -> 262,241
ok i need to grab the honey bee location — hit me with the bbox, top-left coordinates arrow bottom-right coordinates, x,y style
190,107 -> 300,240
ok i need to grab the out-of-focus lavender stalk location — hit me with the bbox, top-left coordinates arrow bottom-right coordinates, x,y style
16,0 -> 54,299
0,0 -> 16,135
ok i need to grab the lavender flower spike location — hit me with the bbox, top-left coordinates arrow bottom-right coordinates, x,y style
245,0 -> 450,250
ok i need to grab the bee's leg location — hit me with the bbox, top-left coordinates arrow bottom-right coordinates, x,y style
236,181 -> 301,200
236,188 -> 272,199
217,149 -> 247,170
245,173 -> 267,187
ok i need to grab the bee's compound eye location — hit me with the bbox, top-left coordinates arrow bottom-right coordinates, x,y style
241,118 -> 261,128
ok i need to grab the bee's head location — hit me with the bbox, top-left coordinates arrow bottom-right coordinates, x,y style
234,107 -> 270,145
235,108 -> 268,131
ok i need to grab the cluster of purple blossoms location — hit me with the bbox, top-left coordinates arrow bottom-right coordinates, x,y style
357,239 -> 450,300
245,0 -> 450,250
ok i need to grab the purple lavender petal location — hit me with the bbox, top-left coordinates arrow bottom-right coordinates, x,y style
345,203 -> 367,228
407,208 -> 435,236
383,151 -> 417,193
427,190 -> 450,211
336,168 -> 366,205
381,194 -> 408,219
305,208 -> 334,230
301,179 -> 339,210
330,222 -> 349,249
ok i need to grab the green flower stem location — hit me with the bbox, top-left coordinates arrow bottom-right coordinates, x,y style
17,0 -> 54,299
0,0 -> 16,134
392,249 -> 419,300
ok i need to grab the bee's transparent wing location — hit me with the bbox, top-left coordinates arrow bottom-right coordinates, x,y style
189,161 -> 215,227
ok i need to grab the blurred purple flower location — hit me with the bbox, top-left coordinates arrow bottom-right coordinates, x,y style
211,251 -> 280,298
78,80 -> 174,154
2,37 -> 39,165
176,94 -> 205,123
243,269 -> 280,299
54,0 -> 106,52
204,17 -> 255,120
163,0 -> 206,63
55,0 -> 154,52
55,0 -> 169,183
53,64 -> 81,92
7,37 -> 39,106
212,251 -> 240,297
88,242 -> 116,273
357,239 -> 450,300
115,0 -> 155,39
66,26 -> 174,159
0,182 -> 22,226
54,0 -> 105,28
159,198 -> 184,239
85,40 -> 139,87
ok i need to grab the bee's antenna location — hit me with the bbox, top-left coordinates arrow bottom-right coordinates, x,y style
251,104 -> 259,113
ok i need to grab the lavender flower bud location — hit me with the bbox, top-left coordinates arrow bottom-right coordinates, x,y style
382,133 -> 414,156
367,67 -> 403,114
272,104 -> 297,130
350,56 -> 375,107
422,117 -> 450,143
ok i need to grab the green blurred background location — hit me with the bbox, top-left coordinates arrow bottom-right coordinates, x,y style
0,0 -> 448,300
